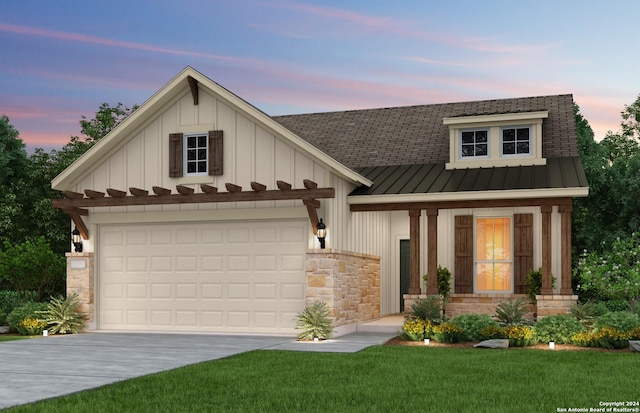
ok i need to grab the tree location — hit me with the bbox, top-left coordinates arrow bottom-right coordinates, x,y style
572,98 -> 640,263
0,115 -> 27,187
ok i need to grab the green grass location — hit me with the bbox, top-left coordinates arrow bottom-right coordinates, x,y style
4,346 -> 640,413
0,335 -> 32,342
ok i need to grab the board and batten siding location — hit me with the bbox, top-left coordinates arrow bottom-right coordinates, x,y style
327,176 -> 396,315
73,89 -> 329,215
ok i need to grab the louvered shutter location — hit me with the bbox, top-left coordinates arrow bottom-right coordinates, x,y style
208,130 -> 223,176
454,215 -> 474,293
514,213 -> 534,294
169,133 -> 183,178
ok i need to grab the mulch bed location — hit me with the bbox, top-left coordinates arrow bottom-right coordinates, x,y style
384,336 -> 634,352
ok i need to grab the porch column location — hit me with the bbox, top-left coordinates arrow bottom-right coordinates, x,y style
560,202 -> 573,295
426,208 -> 438,294
541,204 -> 553,294
408,209 -> 421,294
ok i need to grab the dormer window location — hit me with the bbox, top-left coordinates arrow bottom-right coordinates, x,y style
460,129 -> 489,158
501,126 -> 531,156
444,111 -> 547,170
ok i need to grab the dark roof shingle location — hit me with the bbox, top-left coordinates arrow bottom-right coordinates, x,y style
273,94 -> 577,169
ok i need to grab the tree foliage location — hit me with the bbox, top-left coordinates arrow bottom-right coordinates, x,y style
573,96 -> 640,261
0,103 -> 137,258
0,237 -> 66,301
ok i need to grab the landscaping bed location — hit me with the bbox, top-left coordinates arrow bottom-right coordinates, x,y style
385,335 -> 635,352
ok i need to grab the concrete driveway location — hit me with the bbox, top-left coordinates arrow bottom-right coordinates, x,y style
0,331 -> 395,409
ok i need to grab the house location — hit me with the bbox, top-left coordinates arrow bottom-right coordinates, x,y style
52,67 -> 588,336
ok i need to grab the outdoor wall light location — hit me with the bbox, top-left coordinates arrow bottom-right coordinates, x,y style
72,226 -> 83,253
317,218 -> 327,249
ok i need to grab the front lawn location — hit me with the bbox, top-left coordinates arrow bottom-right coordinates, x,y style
5,346 -> 639,413
0,335 -> 32,343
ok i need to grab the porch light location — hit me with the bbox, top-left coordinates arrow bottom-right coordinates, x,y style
72,226 -> 83,253
317,218 -> 327,249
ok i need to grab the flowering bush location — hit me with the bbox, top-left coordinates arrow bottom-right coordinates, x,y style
479,325 -> 507,340
402,318 -> 433,341
432,322 -> 464,343
504,326 -> 535,347
571,327 -> 630,349
593,311 -> 640,332
574,233 -> 640,302
17,317 -> 46,336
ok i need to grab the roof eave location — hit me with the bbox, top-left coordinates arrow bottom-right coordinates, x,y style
347,187 -> 589,205
52,66 -> 372,191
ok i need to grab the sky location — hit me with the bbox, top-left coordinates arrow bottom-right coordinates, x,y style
2,0 -> 639,153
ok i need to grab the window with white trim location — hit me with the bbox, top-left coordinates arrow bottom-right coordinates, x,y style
460,129 -> 489,158
475,217 -> 513,293
501,126 -> 531,156
184,133 -> 208,175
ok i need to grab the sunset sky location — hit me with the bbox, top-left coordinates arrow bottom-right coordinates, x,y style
2,1 -> 639,152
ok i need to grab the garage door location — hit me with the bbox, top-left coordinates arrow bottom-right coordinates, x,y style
98,220 -> 308,334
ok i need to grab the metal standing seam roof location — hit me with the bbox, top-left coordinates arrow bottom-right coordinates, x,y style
349,157 -> 588,196
272,94 -> 588,196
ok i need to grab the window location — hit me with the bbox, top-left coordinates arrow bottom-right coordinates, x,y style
185,133 -> 208,175
168,130 -> 223,178
475,217 -> 512,292
460,129 -> 489,158
501,126 -> 531,156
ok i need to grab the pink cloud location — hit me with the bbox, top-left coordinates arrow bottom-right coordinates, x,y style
268,2 -> 558,54
0,23 -> 264,66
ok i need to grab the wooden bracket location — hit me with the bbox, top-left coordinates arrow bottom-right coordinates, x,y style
63,208 -> 89,240
187,76 -> 199,105
303,199 -> 321,235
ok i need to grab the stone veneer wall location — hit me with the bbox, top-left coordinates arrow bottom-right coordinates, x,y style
403,293 -> 535,319
536,295 -> 578,318
66,252 -> 94,328
403,293 -> 577,319
306,250 -> 380,327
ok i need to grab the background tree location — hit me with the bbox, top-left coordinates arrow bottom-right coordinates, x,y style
0,103 -> 137,259
573,95 -> 640,302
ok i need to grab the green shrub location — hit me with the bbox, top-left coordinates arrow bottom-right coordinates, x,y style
0,290 -> 33,316
526,268 -> 556,303
533,315 -> 585,344
402,318 -> 434,341
0,309 -> 7,326
295,302 -> 333,341
7,301 -> 49,333
409,295 -> 443,322
594,311 -> 640,333
432,322 -> 464,343
603,299 -> 630,312
450,314 -> 500,342
422,266 -> 452,298
38,294 -> 88,334
574,233 -> 640,302
504,325 -> 536,347
569,301 -> 608,329
0,238 -> 66,301
494,297 -> 531,326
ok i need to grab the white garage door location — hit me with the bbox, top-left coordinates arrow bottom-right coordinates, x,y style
98,220 -> 308,334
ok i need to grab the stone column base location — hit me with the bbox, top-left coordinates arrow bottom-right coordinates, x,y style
66,252 -> 94,330
536,294 -> 578,319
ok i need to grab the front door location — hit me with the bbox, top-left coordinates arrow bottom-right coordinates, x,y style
400,239 -> 410,312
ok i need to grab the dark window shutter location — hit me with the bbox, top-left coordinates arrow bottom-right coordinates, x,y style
208,130 -> 223,176
454,215 -> 474,293
514,213 -> 534,294
169,133 -> 183,178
